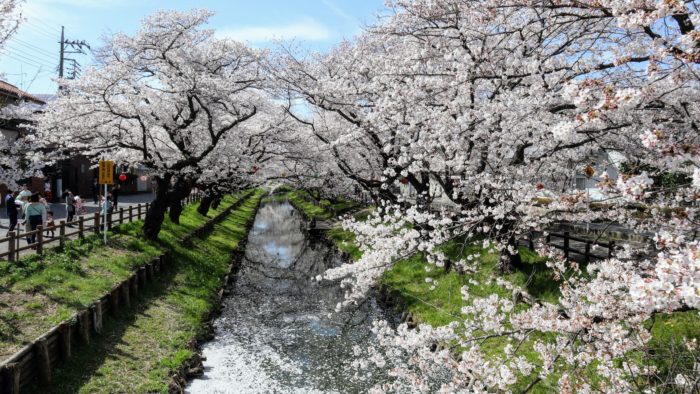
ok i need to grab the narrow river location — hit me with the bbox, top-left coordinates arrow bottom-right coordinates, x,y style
187,200 -> 388,393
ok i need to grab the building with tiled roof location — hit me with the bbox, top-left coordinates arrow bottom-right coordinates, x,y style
0,80 -> 47,106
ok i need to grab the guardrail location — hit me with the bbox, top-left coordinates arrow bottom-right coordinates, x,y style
0,193 -> 202,262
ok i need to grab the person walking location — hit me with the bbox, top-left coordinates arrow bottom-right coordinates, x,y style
18,184 -> 31,202
92,178 -> 99,204
74,195 -> 86,215
5,190 -> 19,234
112,184 -> 121,209
63,189 -> 76,223
44,180 -> 52,203
24,194 -> 47,244
100,193 -> 113,216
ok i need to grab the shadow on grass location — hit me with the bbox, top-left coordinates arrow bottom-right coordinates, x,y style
515,248 -> 561,304
24,265 -> 179,394
0,305 -> 22,343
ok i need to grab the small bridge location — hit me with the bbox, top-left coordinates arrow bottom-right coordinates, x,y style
307,220 -> 335,231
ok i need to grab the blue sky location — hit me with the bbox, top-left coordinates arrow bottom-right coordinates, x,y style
1,0 -> 386,94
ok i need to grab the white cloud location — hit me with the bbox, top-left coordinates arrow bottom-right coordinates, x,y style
31,0 -> 130,8
217,18 -> 333,43
321,0 -> 359,25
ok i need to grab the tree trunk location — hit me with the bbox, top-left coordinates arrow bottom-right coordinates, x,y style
211,197 -> 222,210
498,234 -> 522,273
168,200 -> 183,224
143,175 -> 171,241
197,195 -> 214,216
167,179 -> 192,225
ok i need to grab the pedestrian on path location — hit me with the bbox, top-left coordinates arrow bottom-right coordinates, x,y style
24,194 -> 47,244
75,195 -> 87,215
18,184 -> 31,202
39,193 -> 49,209
5,190 -> 19,234
112,184 -> 121,208
63,189 -> 76,223
44,180 -> 52,203
100,193 -> 113,216
16,185 -> 31,220
92,178 -> 99,204
45,210 -> 55,238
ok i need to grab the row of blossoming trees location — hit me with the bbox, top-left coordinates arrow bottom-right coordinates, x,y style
1,0 -> 698,391
22,10 -> 300,239
268,0 -> 700,392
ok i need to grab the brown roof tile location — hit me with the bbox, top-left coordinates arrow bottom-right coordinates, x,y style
0,80 -> 47,105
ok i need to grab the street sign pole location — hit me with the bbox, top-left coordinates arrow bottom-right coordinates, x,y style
104,184 -> 108,245
98,160 -> 114,245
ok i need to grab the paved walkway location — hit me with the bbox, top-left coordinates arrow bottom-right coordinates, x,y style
0,192 -> 155,224
0,192 -> 155,260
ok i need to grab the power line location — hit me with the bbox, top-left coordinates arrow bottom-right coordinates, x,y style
26,16 -> 62,34
1,47 -> 56,69
7,41 -> 59,62
24,19 -> 61,37
20,23 -> 57,40
6,44 -> 59,65
11,37 -> 59,59
0,50 -> 53,69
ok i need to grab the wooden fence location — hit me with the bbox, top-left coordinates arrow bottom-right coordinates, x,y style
0,191 -> 248,393
0,193 -> 202,262
0,254 -> 168,393
543,231 -> 615,262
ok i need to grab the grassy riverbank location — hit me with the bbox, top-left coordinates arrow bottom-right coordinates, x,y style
26,189 -> 263,393
286,189 -> 700,392
0,194 -> 244,360
283,189 -> 360,219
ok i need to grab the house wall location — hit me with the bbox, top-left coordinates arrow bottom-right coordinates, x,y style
56,156 -> 96,200
1,128 -> 25,206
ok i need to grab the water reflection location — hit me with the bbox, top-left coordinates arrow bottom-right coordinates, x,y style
187,200 -> 385,393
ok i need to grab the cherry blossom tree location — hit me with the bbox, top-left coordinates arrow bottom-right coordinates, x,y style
35,9 -> 267,239
286,0 -> 700,391
0,0 -> 20,54
0,1 -> 43,189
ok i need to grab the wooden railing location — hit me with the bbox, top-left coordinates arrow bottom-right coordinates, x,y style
544,231 -> 616,262
0,191 -> 252,392
0,193 -> 202,262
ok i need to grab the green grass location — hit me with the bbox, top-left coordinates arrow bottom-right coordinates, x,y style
326,227 -> 362,261
286,189 -> 700,392
27,190 -> 264,393
281,189 -> 360,220
0,194 -> 243,359
286,190 -> 332,219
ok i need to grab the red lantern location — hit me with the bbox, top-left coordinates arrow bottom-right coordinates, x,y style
118,173 -> 127,182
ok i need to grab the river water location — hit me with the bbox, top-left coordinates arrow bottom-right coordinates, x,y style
187,200 -> 388,393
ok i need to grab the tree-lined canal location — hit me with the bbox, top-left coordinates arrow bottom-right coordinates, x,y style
187,200 -> 388,393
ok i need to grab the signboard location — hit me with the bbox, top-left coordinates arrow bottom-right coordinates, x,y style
99,160 -> 114,185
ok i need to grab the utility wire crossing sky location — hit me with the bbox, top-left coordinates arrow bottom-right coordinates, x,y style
0,0 -> 384,94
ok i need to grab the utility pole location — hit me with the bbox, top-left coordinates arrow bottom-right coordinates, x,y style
58,26 -> 90,81
58,26 -> 64,79
56,26 -> 90,202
